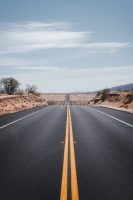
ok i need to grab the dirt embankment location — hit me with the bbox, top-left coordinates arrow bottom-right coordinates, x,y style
0,94 -> 46,115
68,91 -> 133,111
0,93 -> 66,115
93,91 -> 133,110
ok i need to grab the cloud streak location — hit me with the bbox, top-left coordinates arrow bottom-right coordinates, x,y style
0,21 -> 130,55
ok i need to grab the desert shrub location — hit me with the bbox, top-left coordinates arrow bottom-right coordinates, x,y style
26,84 -> 38,94
47,100 -> 55,105
96,91 -> 102,96
125,93 -> 133,104
101,89 -> 110,102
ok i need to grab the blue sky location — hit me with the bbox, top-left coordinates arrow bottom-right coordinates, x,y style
0,0 -> 133,92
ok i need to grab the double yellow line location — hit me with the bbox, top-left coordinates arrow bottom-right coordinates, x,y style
60,105 -> 79,200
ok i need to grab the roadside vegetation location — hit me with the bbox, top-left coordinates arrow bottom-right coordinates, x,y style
96,89 -> 110,102
0,77 -> 47,115
0,77 -> 38,96
0,78 -> 20,95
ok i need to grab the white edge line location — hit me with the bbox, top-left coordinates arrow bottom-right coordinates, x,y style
89,107 -> 133,128
0,106 -> 49,130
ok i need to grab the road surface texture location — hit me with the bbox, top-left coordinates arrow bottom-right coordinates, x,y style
0,105 -> 133,200
0,105 -> 66,200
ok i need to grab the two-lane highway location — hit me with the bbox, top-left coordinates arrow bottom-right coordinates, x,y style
0,105 -> 133,200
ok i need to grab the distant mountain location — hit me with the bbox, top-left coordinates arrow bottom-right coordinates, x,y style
111,83 -> 133,91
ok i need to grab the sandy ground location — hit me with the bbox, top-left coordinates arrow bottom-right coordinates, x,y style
69,93 -> 96,105
42,93 -> 66,103
0,93 -> 66,115
0,94 -> 46,115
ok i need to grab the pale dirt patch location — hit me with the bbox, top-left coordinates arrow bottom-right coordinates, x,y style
42,93 -> 66,103
69,93 -> 96,105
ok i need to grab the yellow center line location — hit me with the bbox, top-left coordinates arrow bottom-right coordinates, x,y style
60,105 -> 79,200
69,106 -> 79,200
60,106 -> 69,200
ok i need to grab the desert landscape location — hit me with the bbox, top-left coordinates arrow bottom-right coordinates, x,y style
0,94 -> 45,115
0,77 -> 67,115
69,85 -> 133,112
0,77 -> 133,115
0,93 -> 66,115
1,88 -> 133,116
92,90 -> 133,112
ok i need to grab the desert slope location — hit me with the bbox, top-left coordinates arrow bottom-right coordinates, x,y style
0,93 -> 66,115
0,94 -> 46,115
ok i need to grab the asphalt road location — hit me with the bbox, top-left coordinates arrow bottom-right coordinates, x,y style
71,105 -> 133,200
0,105 -> 133,200
0,105 -> 66,200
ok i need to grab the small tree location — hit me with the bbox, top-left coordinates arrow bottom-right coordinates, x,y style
0,77 -> 20,95
26,84 -> 37,94
101,88 -> 110,102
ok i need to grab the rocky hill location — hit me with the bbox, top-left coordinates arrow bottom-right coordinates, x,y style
111,83 -> 133,91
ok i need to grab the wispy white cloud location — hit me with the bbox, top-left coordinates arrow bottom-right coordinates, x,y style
18,66 -> 62,71
0,57 -> 63,71
0,57 -> 47,67
0,21 -> 130,55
